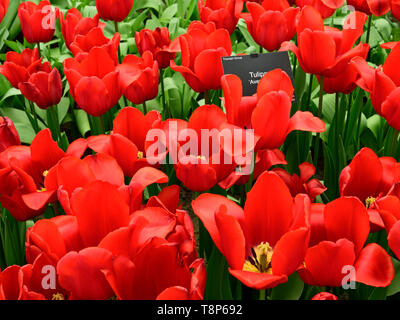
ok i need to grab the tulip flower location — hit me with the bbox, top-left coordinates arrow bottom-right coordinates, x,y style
299,197 -> 394,287
100,238 -> 206,300
0,0 -> 8,24
352,42 -> 400,130
0,117 -> 20,152
347,0 -> 391,16
295,0 -> 344,18
198,0 -> 244,34
26,167 -> 169,265
58,8 -> 105,50
18,67 -> 62,109
117,52 -> 159,105
312,292 -> 338,300
18,1 -> 57,44
192,172 -> 311,290
95,0 -> 134,22
393,0 -> 400,21
0,264 -> 45,300
272,162 -> 326,201
86,107 -> 164,177
135,27 -> 180,69
241,0 -> 300,52
281,7 -> 369,77
339,147 -> 400,229
222,69 -> 326,150
0,129 -> 81,221
161,104 -> 254,192
171,21 -> 232,93
63,47 -> 122,117
0,48 -> 51,88
69,27 -> 120,64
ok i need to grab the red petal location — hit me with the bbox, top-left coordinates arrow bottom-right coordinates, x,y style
244,171 -> 293,247
355,243 -> 394,287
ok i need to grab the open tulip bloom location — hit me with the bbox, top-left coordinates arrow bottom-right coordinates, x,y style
1,0 -> 400,303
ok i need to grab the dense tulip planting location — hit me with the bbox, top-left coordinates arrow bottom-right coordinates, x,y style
0,0 -> 400,302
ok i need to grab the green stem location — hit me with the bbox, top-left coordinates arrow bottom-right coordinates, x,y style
47,105 -> 61,144
143,101 -> 148,114
114,21 -> 122,64
313,77 -> 324,167
29,101 -> 40,133
99,115 -> 106,134
37,42 -> 41,58
343,92 -> 353,143
204,90 -> 210,105
305,74 -> 314,109
160,68 -> 167,118
391,130 -> 399,156
259,45 -> 263,54
259,289 -> 266,300
366,15 -> 372,45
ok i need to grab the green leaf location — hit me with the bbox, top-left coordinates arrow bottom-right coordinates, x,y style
1,107 -> 36,144
204,246 -> 233,300
74,109 -> 91,137
387,258 -> 400,297
270,272 -> 304,300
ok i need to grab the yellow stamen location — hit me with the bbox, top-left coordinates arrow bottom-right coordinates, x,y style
52,293 -> 65,300
137,151 -> 144,159
365,196 -> 376,209
243,242 -> 273,274
37,187 -> 47,193
42,170 -> 49,177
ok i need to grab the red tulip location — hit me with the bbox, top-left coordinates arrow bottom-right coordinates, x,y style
392,0 -> 400,21
101,238 -> 206,300
241,0 -> 300,51
63,47 -> 122,117
18,1 -> 57,44
312,292 -> 338,300
19,67 -> 62,109
251,69 -> 326,149
0,265 -> 45,300
0,48 -> 51,88
0,129 -> 80,221
320,55 -> 369,94
170,21 -> 232,92
0,117 -> 20,152
86,107 -> 164,177
300,197 -> 394,287
69,27 -> 120,65
339,147 -> 400,230
295,0 -> 344,18
58,8 -> 105,50
198,0 -> 244,34
222,71 -> 325,151
95,0 -> 134,22
43,153 -> 125,214
117,52 -> 159,105
281,7 -> 369,77
135,27 -> 180,69
347,0 -> 391,16
161,104 -> 253,192
273,162 -> 327,201
0,0 -> 8,24
352,42 -> 400,130
192,172 -> 311,290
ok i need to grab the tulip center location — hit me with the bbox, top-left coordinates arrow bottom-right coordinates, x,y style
37,187 -> 47,193
52,293 -> 65,300
365,196 -> 376,209
243,242 -> 273,274
137,151 -> 144,159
